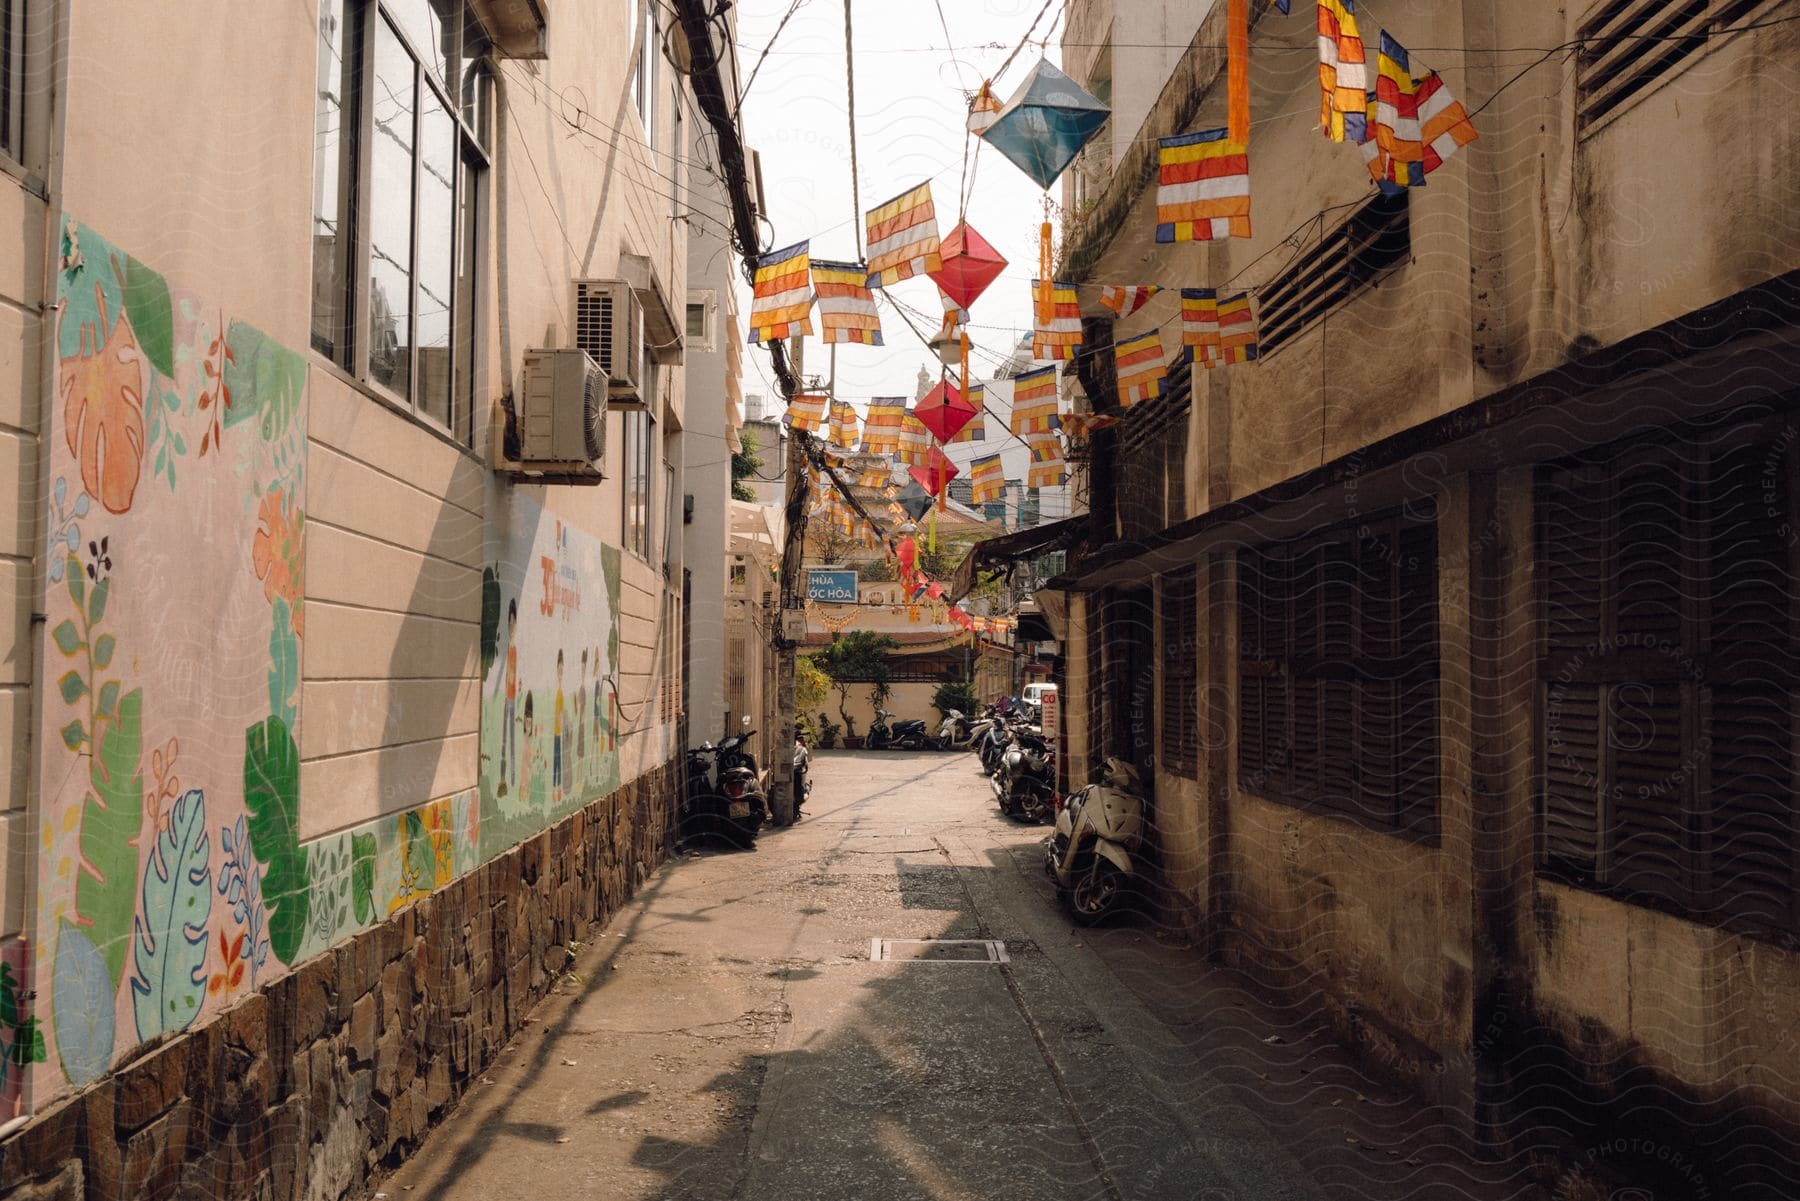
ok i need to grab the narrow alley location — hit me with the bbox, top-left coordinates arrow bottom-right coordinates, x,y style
382,751 -> 1530,1201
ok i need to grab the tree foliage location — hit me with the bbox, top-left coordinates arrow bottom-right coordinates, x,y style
795,654 -> 830,713
931,679 -> 979,719
731,429 -> 763,502
812,630 -> 898,737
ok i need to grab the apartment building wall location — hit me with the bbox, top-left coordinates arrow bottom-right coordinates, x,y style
3,0 -> 700,1170
1055,0 -> 1800,1181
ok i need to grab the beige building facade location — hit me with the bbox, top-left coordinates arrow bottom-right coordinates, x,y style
1015,0 -> 1800,1191
0,0 -> 738,1193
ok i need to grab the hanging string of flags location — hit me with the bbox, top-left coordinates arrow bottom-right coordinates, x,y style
766,0 -> 1478,530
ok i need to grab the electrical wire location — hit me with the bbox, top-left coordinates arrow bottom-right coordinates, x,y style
843,0 -> 864,259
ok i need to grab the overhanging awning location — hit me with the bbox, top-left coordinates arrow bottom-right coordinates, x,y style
949,515 -> 1088,600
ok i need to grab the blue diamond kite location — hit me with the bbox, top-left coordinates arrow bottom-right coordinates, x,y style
979,58 -> 1111,190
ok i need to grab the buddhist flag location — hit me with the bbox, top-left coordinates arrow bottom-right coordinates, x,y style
1362,33 -> 1477,192
1059,412 -> 1119,440
1100,285 -> 1160,317
1114,331 -> 1167,408
1156,129 -> 1251,243
861,399 -> 906,453
858,465 -> 891,489
786,391 -> 828,432
813,259 -> 884,345
1217,292 -> 1259,365
1031,279 -> 1081,360
1181,288 -> 1221,366
1318,1 -> 1368,143
950,390 -> 987,444
970,454 -> 1006,504
896,411 -> 932,465
828,400 -> 860,449
1026,434 -> 1066,488
1009,366 -> 1059,436
748,241 -> 814,343
865,181 -> 942,288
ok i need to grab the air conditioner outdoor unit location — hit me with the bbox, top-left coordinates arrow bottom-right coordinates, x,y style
516,347 -> 607,475
574,279 -> 644,407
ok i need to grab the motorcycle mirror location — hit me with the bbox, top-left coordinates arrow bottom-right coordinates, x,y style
742,715 -> 753,728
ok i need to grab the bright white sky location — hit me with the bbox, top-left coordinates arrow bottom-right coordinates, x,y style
731,0 -> 1067,487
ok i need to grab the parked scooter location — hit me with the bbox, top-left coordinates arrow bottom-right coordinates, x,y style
683,717 -> 767,848
1044,757 -> 1147,923
791,731 -> 813,821
933,709 -> 981,751
992,727 -> 1057,823
976,707 -> 1013,774
866,708 -> 932,750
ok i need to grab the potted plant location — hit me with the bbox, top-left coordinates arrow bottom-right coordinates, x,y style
816,713 -> 841,749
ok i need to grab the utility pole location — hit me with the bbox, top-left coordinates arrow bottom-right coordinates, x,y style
674,0 -> 811,824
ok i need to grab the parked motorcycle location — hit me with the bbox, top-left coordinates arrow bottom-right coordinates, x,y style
933,709 -> 981,751
992,727 -> 1057,823
683,717 -> 767,848
792,731 -> 813,821
866,708 -> 932,750
1044,756 -> 1147,924
976,708 -> 1014,774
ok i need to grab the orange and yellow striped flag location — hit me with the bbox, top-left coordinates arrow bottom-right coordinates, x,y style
970,453 -> 1006,504
1217,292 -> 1260,365
1030,279 -> 1081,361
1026,433 -> 1066,489
828,400 -> 860,449
861,399 -> 906,453
786,392 -> 829,432
748,241 -> 814,343
1009,366 -> 1059,436
950,387 -> 986,444
1115,331 -> 1168,407
865,182 -> 942,288
1181,288 -> 1221,366
813,259 -> 884,345
895,410 -> 932,465
1155,129 -> 1251,243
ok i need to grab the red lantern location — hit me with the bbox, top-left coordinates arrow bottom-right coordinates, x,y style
912,381 -> 978,445
908,445 -> 959,499
927,221 -> 1008,310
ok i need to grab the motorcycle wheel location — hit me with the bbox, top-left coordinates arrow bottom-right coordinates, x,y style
1065,861 -> 1124,925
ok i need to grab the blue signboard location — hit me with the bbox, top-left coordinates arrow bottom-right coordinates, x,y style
807,569 -> 859,603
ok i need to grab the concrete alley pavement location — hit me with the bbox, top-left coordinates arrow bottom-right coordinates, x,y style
382,750 -> 1537,1201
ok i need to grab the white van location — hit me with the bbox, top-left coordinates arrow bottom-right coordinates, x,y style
1020,682 -> 1055,719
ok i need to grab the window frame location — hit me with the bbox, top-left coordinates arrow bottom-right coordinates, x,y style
1534,412 -> 1800,940
685,289 -> 716,352
312,0 -> 490,448
1236,505 -> 1441,838
1159,568 -> 1200,778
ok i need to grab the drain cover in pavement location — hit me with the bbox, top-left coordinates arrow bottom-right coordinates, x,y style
870,938 -> 1009,963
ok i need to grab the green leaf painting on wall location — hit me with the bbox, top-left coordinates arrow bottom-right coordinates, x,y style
123,257 -> 176,379
351,833 -> 376,925
51,923 -> 114,1087
56,219 -> 124,363
268,599 -> 299,729
77,688 -> 145,986
129,789 -> 212,1038
480,565 -> 501,678
223,318 -> 305,441
243,716 -> 309,966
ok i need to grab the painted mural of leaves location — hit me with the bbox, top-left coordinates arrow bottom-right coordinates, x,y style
268,599 -> 299,729
243,716 -> 309,966
223,319 -> 306,441
129,788 -> 212,1039
480,565 -> 501,678
55,218 -> 124,363
52,620 -> 81,657
51,921 -> 115,1087
60,297 -> 148,515
351,832 -> 376,926
123,257 -> 176,379
78,688 -> 144,987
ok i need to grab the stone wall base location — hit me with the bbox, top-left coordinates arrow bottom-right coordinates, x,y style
0,763 -> 678,1201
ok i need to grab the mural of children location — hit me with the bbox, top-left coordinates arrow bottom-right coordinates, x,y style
519,692 -> 535,804
498,599 -> 519,796
553,651 -> 566,806
576,649 -> 589,776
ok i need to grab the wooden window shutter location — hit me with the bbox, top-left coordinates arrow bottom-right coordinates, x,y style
1358,525 -> 1402,826
1316,537 -> 1359,820
1539,466 -> 1609,870
1160,568 -> 1200,777
1705,438 -> 1797,927
1394,518 -> 1439,834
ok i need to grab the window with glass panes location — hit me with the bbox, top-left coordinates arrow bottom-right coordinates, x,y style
312,0 -> 488,445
